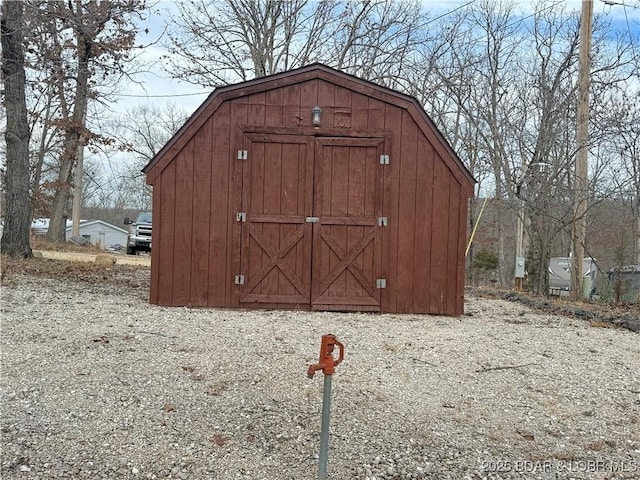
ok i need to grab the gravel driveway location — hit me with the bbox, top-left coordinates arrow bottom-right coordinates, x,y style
1,275 -> 639,479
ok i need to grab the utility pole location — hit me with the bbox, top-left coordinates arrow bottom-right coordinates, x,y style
71,136 -> 85,238
71,112 -> 86,239
514,180 -> 526,291
572,0 -> 593,299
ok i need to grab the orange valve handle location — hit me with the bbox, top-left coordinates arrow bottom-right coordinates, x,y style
307,334 -> 344,378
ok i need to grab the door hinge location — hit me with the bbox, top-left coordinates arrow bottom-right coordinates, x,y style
237,150 -> 248,160
378,216 -> 388,227
236,212 -> 246,222
234,274 -> 245,285
376,278 -> 387,289
379,154 -> 390,165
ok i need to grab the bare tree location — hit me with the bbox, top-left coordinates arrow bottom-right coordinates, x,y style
18,1 -> 147,242
27,82 -> 64,217
97,103 -> 188,210
408,0 -> 637,294
327,0 -> 426,87
113,103 -> 188,161
509,3 -> 581,294
413,0 -> 523,288
164,0 -> 337,86
164,0 -> 429,87
598,90 -> 640,264
499,3 -> 635,294
1,1 -> 33,258
464,0 -> 524,288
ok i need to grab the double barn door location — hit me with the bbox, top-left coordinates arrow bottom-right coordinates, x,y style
238,133 -> 386,310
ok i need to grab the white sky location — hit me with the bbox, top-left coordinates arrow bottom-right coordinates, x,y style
110,2 -> 209,117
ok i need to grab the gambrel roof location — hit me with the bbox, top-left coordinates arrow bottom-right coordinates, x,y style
143,63 -> 475,189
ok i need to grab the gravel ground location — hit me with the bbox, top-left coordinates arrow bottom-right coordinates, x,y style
1,274 -> 639,480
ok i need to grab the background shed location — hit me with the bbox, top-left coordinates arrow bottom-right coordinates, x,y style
143,64 -> 475,315
65,220 -> 128,250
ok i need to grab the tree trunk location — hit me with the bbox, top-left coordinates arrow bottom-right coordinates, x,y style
467,196 -> 476,285
30,87 -> 56,216
45,146 -> 74,242
529,225 -> 550,296
1,1 -> 33,258
494,173 -> 508,287
634,196 -> 640,265
46,30 -> 91,242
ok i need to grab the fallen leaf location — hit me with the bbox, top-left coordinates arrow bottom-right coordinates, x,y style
205,381 -> 228,396
516,429 -> 535,441
211,434 -> 229,446
162,403 -> 175,412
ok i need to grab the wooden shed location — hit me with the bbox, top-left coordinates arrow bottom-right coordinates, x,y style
143,64 -> 475,315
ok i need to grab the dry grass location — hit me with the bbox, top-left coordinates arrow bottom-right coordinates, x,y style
588,320 -> 615,328
1,236 -> 149,290
30,236 -> 106,254
2,244 -> 638,326
1,254 -> 149,290
469,286 -> 640,326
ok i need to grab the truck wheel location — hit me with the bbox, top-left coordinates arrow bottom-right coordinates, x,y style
126,246 -> 136,255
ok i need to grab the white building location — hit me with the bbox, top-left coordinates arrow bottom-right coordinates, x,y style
65,220 -> 128,250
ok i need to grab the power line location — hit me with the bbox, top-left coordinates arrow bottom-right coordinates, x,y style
622,2 -> 639,60
110,1 -> 608,100
601,0 -> 639,63
116,91 -> 209,98
463,0 -> 566,46
424,0 -> 476,25
600,0 -> 639,8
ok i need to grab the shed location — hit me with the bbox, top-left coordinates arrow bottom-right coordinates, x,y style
143,64 -> 475,315
65,220 -> 128,250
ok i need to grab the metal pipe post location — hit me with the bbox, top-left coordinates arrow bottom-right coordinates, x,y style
318,373 -> 333,480
307,334 -> 344,480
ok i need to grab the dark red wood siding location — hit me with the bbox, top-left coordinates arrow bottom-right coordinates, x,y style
145,66 -> 474,315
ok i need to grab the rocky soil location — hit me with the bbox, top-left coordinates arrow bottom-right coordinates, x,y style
1,257 -> 639,479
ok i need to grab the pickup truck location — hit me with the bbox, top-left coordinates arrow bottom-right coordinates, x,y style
124,212 -> 152,255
